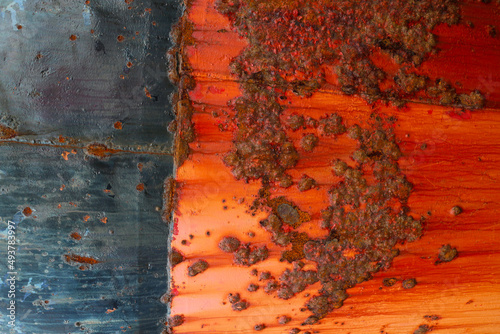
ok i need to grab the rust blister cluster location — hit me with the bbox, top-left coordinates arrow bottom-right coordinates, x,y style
257,197 -> 311,262
218,235 -> 269,265
211,0 -> 457,326
228,292 -> 250,311
216,0 -> 486,186
216,0 -> 487,110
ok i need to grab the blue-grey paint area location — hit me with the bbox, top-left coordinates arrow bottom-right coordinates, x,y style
0,0 -> 181,333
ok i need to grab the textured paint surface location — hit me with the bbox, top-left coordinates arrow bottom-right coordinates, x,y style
0,1 -> 180,333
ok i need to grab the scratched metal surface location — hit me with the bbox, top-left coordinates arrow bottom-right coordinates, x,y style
0,0 -> 180,333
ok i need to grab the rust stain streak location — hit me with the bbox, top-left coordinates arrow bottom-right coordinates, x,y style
0,139 -> 173,156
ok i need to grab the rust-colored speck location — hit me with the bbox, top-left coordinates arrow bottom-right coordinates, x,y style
23,207 -> 32,216
114,121 -> 123,129
126,61 -> 133,68
16,25 -> 22,30
144,87 -> 152,98
117,35 -> 125,42
100,217 -> 108,224
84,143 -> 116,159
0,124 -> 17,139
70,232 -> 82,240
69,34 -> 77,41
64,254 -> 101,265
137,163 -> 144,171
136,183 -> 145,192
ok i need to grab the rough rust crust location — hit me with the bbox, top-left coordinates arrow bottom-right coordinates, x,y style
163,176 -> 178,223
209,0 -> 491,328
168,2 -> 196,168
165,2 -> 196,333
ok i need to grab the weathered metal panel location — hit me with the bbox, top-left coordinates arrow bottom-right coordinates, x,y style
0,0 -> 180,332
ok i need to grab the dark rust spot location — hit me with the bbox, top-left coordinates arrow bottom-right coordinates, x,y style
0,124 -> 17,139
64,254 -> 101,265
450,206 -> 463,216
70,232 -> 82,240
22,207 -> 33,216
402,278 -> 417,289
187,260 -> 209,277
84,143 -> 117,159
171,248 -> 185,267
169,314 -> 184,327
382,277 -> 398,287
436,244 -> 458,264
218,236 -> 241,253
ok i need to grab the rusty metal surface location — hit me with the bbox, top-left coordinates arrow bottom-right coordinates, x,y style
0,0 -> 180,332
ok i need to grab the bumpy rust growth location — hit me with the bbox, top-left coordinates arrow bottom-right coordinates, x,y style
171,248 -> 185,267
278,315 -> 291,325
228,292 -> 250,311
217,0 -> 485,110
187,259 -> 209,277
169,314 -> 185,327
254,324 -> 266,331
402,278 -> 418,289
413,324 -> 432,334
450,205 -> 463,216
436,244 -> 458,264
248,283 -> 259,292
382,277 -> 398,287
216,0 -> 486,187
233,243 -> 269,266
218,236 -> 241,253
297,174 -> 316,192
